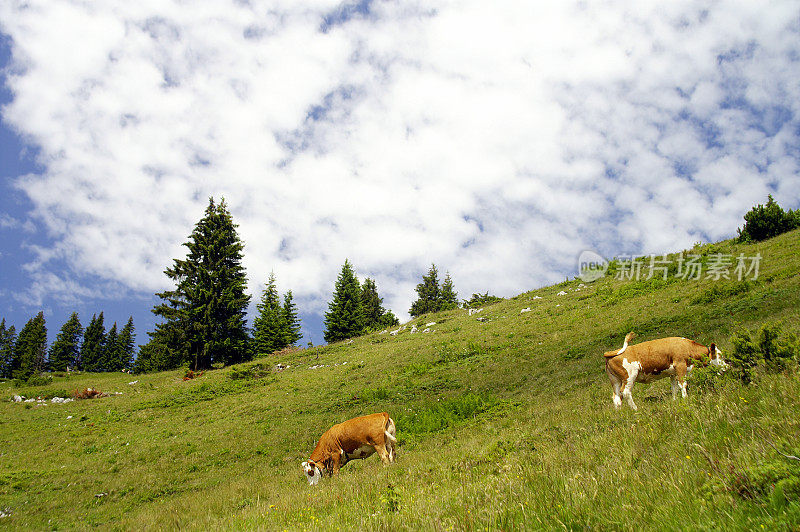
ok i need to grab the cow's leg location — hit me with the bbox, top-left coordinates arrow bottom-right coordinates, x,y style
375,443 -> 392,465
606,360 -> 624,409
670,376 -> 680,399
330,452 -> 342,476
675,361 -> 688,399
621,360 -> 639,410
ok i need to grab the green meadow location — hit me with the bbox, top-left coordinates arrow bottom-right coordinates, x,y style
1,230 -> 799,530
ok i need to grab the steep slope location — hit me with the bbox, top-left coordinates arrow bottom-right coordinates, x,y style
1,230 -> 799,530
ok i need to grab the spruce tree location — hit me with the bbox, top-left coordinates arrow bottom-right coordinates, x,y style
360,278 -> 399,330
440,272 -> 459,311
150,197 -> 251,370
12,312 -> 47,380
282,290 -> 302,347
49,312 -> 83,372
324,260 -> 366,343
117,317 -> 136,371
409,264 -> 441,317
81,313 -> 106,372
105,323 -> 120,372
0,319 -> 18,378
252,272 -> 285,354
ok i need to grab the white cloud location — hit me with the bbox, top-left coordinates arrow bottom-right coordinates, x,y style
1,1 -> 799,322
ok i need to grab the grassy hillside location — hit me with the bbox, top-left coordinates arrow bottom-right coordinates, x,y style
2,230 -> 799,530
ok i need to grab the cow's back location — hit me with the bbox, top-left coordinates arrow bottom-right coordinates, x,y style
326,412 -> 390,454
629,337 -> 708,372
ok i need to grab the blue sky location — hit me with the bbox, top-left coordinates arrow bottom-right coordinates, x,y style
1,1 -> 799,350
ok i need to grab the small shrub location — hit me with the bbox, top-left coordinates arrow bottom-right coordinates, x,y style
463,292 -> 503,308
382,484 -> 400,512
228,363 -> 270,380
729,322 -> 799,383
737,195 -> 799,242
688,363 -> 728,392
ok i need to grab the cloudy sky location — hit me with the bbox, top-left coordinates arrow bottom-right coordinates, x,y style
1,1 -> 799,346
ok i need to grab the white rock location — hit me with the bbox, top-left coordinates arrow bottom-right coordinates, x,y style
423,328 -> 431,333
557,291 -> 567,296
13,395 -> 23,402
532,296 -> 542,300
520,308 -> 531,313
128,380 -> 138,385
425,322 -> 436,327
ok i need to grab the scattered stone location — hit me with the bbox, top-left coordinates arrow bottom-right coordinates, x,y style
557,291 -> 567,296
422,328 -> 431,333
50,397 -> 74,404
275,363 -> 288,372
12,395 -> 23,402
425,322 -> 436,327
410,326 -> 418,334
476,317 -> 488,322
532,296 -> 542,300
520,308 -> 531,313
468,308 -> 484,316
128,380 -> 138,385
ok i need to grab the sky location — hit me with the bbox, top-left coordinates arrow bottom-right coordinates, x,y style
1,1 -> 799,348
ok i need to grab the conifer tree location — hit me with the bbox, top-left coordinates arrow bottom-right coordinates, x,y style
105,322 -> 120,372
410,264 -> 441,317
81,313 -> 106,372
324,260 -> 365,343
149,197 -> 251,370
49,312 -> 83,372
361,278 -> 399,330
439,272 -> 459,311
0,319 -> 16,378
117,317 -> 136,371
282,290 -> 302,347
12,311 -> 47,380
252,273 -> 285,354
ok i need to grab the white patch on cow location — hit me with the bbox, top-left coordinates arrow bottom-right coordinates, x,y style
347,445 -> 375,461
302,462 -> 322,486
680,381 -> 688,398
621,358 -> 640,410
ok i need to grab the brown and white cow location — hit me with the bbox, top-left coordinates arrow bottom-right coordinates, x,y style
604,332 -> 727,410
301,412 -> 396,485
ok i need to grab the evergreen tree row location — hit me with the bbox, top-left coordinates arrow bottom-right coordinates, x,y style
324,260 -> 399,343
409,264 -> 459,317
252,272 -> 302,355
0,312 -> 135,380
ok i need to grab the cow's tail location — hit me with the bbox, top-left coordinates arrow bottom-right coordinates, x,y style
604,331 -> 635,358
384,415 -> 397,443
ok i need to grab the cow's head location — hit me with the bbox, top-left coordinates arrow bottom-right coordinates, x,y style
301,460 -> 322,485
709,343 -> 728,368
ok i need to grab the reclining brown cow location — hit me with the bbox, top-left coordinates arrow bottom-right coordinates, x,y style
604,332 -> 727,410
302,412 -> 396,485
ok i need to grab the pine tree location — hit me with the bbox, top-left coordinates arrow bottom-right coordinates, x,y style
360,278 -> 399,330
252,272 -> 285,354
440,272 -> 459,311
0,319 -> 18,378
117,317 -> 136,371
282,290 -> 302,347
324,260 -> 366,343
12,312 -> 47,380
409,264 -> 441,317
105,322 -> 120,372
81,313 -> 106,372
149,197 -> 251,371
49,313 -> 83,372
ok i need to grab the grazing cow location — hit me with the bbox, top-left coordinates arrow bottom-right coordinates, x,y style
604,332 -> 727,410
301,412 -> 396,485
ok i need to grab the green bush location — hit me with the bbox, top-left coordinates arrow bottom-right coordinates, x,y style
729,322 -> 799,383
737,195 -> 799,242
